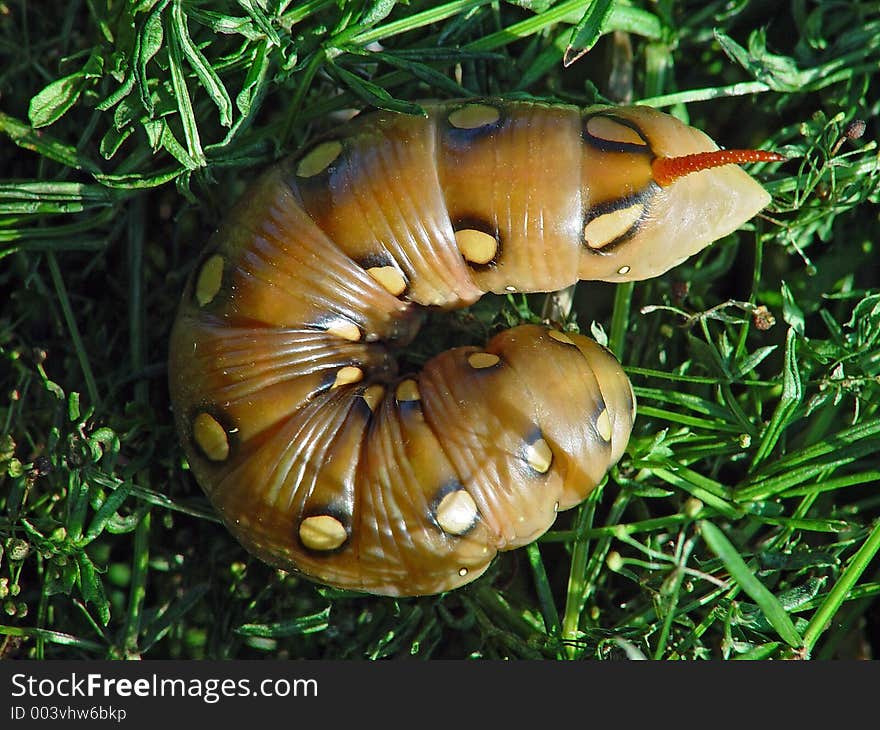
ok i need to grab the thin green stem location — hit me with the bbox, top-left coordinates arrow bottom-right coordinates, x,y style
802,519 -> 880,655
46,251 -> 99,406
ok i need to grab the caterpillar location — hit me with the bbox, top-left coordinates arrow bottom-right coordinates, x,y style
168,99 -> 781,597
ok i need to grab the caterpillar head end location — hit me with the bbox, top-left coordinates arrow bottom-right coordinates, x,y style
579,106 -> 783,283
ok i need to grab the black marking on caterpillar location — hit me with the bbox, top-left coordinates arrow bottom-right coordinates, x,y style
583,183 -> 660,255
582,112 -> 655,155
451,216 -> 503,271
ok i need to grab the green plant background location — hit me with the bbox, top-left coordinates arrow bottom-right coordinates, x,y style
1,0 -> 879,660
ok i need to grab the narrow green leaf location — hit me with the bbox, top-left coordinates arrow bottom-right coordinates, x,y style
732,642 -> 781,660
1,234 -> 108,260
713,30 -> 751,74
610,279 -> 633,359
211,39 -> 271,146
526,543 -> 561,638
780,281 -> 805,335
136,0 -> 170,115
329,62 -> 424,115
160,122 -> 201,169
47,253 -> 99,406
123,512 -> 151,653
650,467 -> 742,519
599,4 -> 662,39
358,0 -> 399,28
738,444 -> 880,501
29,74 -> 89,128
0,181 -> 111,201
341,0 -> 490,47
634,386 -> 747,422
171,0 -> 234,127
632,405 -> 743,433
93,166 -> 184,189
97,74 -> 136,112
237,606 -> 332,637
780,470 -> 880,497
187,8 -> 261,39
732,345 -> 777,380
236,0 -> 282,46
76,551 -> 111,626
465,0 -> 659,54
141,584 -> 210,652
0,182 -> 114,215
0,112 -> 100,173
167,13 -> 206,166
639,81 -> 773,108
803,519 -> 880,653
761,419 -> 880,477
0,625 -> 104,653
236,40 -> 270,118
777,578 -> 827,612
68,392 -> 81,422
715,28 -> 805,91
563,0 -> 616,67
345,48 -> 470,97
751,328 -> 802,468
752,515 -> 852,533
28,51 -> 104,128
700,520 -> 802,648
100,124 -> 135,159
83,482 -> 135,544
65,473 -> 90,541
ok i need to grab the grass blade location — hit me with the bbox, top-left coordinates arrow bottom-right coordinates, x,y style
699,520 -> 802,649
563,0 -> 615,67
802,519 -> 880,654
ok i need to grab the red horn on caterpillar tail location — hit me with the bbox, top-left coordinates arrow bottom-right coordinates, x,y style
168,99 -> 780,596
652,149 -> 787,187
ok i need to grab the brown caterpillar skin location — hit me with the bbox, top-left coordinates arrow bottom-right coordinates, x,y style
168,100 -> 772,596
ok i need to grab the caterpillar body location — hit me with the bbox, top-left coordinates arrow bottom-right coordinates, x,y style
168,99 -> 778,596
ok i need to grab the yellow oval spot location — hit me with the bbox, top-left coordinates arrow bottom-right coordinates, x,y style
395,379 -> 421,402
525,438 -> 553,474
467,352 -> 500,369
362,384 -> 385,412
448,104 -> 500,130
366,266 -> 407,297
586,116 -> 647,146
296,140 -> 343,178
193,412 -> 229,461
583,203 -> 644,249
195,254 -> 224,307
548,330 -> 575,346
326,320 -> 361,342
617,265 -> 632,275
299,515 -> 347,551
436,490 -> 478,535
455,228 -> 498,265
332,366 -> 363,389
596,408 -> 613,442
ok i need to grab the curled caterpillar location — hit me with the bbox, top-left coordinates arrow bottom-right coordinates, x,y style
168,99 -> 780,596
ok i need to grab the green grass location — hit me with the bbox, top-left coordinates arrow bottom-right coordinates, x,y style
1,0 -> 879,660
